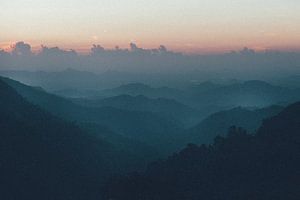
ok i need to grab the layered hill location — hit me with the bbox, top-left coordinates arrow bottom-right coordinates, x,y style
73,94 -> 201,127
184,105 -> 284,144
104,101 -> 300,200
1,77 -> 183,155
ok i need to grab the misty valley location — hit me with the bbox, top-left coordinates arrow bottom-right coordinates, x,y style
0,66 -> 299,199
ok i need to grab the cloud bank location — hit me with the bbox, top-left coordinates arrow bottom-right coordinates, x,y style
0,42 -> 300,80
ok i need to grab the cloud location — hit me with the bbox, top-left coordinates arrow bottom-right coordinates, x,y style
11,41 -> 32,56
91,44 -> 105,55
39,46 -> 77,57
0,41 -> 299,80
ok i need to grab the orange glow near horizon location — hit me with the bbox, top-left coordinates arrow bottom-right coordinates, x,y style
1,1 -> 300,55
1,40 -> 300,55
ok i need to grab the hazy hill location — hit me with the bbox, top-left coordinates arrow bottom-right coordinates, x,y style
186,81 -> 223,94
272,75 -> 300,88
0,69 -> 103,92
0,69 -> 195,97
73,94 -> 201,127
184,105 -> 284,145
0,69 -> 194,95
102,80 -> 300,110
101,83 -> 184,99
98,80 -> 300,120
104,101 -> 300,200
189,80 -> 300,108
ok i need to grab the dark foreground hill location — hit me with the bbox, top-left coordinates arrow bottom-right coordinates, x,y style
0,79 -> 107,199
0,79 -> 156,200
103,101 -> 300,200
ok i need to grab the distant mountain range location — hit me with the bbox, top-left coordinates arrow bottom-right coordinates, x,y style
0,69 -> 103,93
1,69 -> 299,117
102,80 -> 300,109
100,80 -> 300,119
187,80 -> 300,108
73,94 -> 201,127
0,69 -> 193,94
100,82 -> 184,100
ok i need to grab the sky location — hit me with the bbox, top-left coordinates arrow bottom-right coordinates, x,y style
1,0 -> 300,53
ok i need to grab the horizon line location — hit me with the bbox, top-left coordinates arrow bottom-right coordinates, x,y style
1,41 -> 300,56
